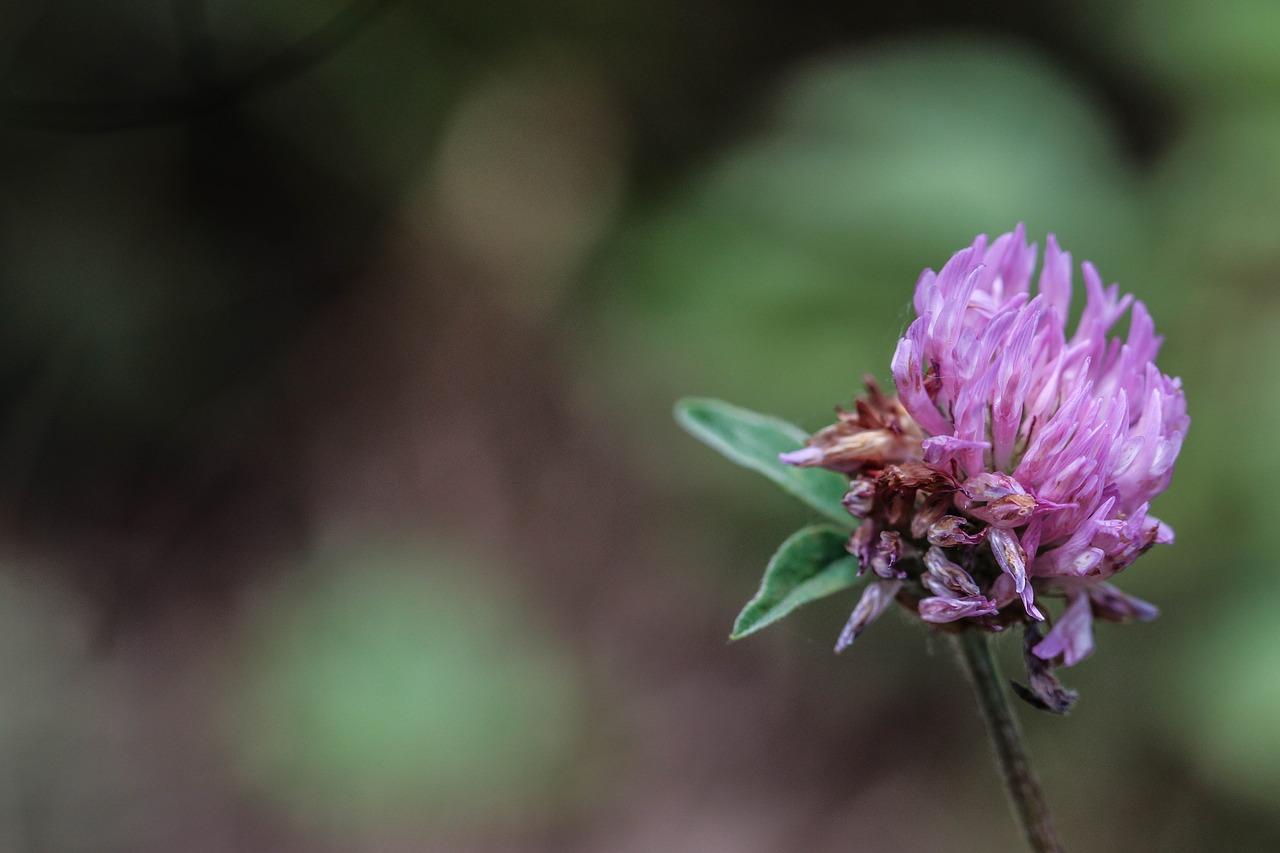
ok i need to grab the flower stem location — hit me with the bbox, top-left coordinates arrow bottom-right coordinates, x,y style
954,630 -> 1065,853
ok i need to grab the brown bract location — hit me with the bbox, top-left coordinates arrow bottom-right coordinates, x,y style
800,379 -> 926,475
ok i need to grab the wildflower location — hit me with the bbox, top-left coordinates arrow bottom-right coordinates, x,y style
782,226 -> 1187,701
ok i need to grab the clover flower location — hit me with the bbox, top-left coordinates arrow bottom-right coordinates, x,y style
781,226 -> 1187,701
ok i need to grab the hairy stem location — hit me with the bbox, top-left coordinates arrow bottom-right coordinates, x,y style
954,630 -> 1065,853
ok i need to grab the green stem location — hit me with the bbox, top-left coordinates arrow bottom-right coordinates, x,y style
954,630 -> 1065,853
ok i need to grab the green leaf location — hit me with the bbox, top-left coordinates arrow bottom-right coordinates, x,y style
731,524 -> 863,640
674,397 -> 851,525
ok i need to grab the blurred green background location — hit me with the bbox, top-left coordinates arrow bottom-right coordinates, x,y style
0,0 -> 1274,850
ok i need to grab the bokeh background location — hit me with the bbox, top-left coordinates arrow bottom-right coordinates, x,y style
0,0 -> 1275,850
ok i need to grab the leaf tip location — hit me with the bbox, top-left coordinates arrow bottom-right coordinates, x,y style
729,609 -> 762,642
672,396 -> 708,427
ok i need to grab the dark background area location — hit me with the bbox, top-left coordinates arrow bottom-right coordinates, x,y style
0,0 -> 1275,850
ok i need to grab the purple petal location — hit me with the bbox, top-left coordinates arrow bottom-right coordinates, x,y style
1036,233 -> 1072,322
891,336 -> 953,437
868,229 -> 1187,622
1032,593 -> 1095,666
921,435 -> 991,476
989,572 -> 1017,607
1020,586 -> 1045,622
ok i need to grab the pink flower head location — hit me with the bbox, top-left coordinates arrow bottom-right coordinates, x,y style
784,226 -> 1187,702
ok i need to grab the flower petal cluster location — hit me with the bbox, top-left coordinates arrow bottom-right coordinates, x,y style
783,226 -> 1187,682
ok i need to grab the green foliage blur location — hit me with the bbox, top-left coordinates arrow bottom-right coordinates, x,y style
0,0 -> 1277,850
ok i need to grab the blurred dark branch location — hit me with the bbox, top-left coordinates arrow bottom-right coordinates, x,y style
0,0 -> 399,132
172,0 -> 220,89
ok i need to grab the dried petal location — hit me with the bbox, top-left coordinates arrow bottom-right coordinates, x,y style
919,595 -> 998,623
990,528 -> 1043,621
882,462 -> 951,490
911,493 -> 951,540
961,472 -> 1027,502
870,531 -> 904,580
778,446 -> 823,466
1088,583 -> 1159,623
842,478 -> 876,517
970,493 -> 1038,528
922,547 -> 981,597
928,516 -> 984,547
787,382 -> 926,475
835,579 -> 902,652
989,527 -> 1027,594
848,522 -> 878,574
1012,622 -> 1079,714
